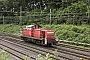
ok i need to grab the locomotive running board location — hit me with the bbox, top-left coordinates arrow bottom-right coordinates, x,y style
21,36 -> 44,40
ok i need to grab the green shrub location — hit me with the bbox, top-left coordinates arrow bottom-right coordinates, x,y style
42,24 -> 90,44
71,26 -> 79,32
0,50 -> 11,60
36,49 -> 58,60
22,55 -> 30,60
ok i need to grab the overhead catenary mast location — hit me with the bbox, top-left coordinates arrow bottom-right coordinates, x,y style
20,6 -> 22,33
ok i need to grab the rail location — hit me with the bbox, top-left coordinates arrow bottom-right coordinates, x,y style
59,40 -> 90,46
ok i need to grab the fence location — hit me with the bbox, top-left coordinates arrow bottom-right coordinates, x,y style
0,11 -> 90,25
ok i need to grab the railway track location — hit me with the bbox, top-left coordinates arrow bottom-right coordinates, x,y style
1,32 -> 90,52
0,39 -> 35,60
0,36 -> 69,60
0,32 -> 90,60
56,43 -> 90,52
53,45 -> 90,60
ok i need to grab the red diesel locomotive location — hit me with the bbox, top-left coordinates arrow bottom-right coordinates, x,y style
21,24 -> 57,46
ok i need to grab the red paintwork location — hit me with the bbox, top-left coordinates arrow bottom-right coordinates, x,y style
22,25 -> 54,39
23,28 -> 33,37
35,24 -> 39,29
42,30 -> 54,39
23,28 -> 28,36
33,29 -> 42,38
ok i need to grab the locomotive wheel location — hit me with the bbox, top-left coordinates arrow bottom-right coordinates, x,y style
33,39 -> 36,43
24,37 -> 26,41
22,37 -> 27,42
21,36 -> 24,40
21,36 -> 26,41
47,43 -> 52,46
35,40 -> 41,45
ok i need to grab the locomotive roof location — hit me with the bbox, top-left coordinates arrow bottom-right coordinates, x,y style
26,25 -> 34,28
